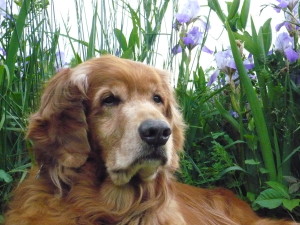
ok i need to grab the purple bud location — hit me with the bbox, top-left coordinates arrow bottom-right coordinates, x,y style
207,70 -> 219,86
276,0 -> 289,10
202,46 -> 214,54
171,44 -> 182,55
230,110 -> 239,118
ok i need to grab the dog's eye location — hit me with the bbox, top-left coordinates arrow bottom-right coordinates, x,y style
153,95 -> 163,104
102,95 -> 120,106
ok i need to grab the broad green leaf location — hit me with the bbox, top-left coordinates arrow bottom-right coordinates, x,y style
255,188 -> 284,209
289,183 -> 300,194
259,18 -> 272,55
0,169 -> 13,183
121,47 -> 134,59
240,0 -> 250,29
284,176 -> 298,183
282,199 -> 300,211
128,26 -> 139,48
266,181 -> 290,199
114,28 -> 128,52
228,0 -> 240,21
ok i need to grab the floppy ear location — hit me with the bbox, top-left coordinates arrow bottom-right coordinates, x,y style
27,68 -> 90,171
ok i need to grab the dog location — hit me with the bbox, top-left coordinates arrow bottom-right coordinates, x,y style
4,55 -> 298,225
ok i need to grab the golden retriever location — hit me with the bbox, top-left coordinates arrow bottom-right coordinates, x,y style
5,55 -> 298,225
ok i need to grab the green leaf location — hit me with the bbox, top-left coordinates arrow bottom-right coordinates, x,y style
127,4 -> 141,29
245,159 -> 261,165
255,188 -> 284,209
266,181 -> 290,199
214,100 -> 242,133
289,183 -> 300,194
259,167 -> 269,174
208,0 -> 226,23
121,47 -> 133,59
128,26 -> 139,48
247,192 -> 256,202
114,28 -> 128,52
282,199 -> 300,211
228,0 -> 240,21
219,165 -> 247,177
259,18 -> 272,55
87,3 -> 98,60
223,140 -> 245,149
240,0 -> 250,29
0,169 -> 13,183
225,20 -> 276,181
234,31 -> 258,55
6,0 -> 31,80
284,176 -> 298,183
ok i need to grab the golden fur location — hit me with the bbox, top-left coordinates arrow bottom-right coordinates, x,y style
4,55 -> 298,225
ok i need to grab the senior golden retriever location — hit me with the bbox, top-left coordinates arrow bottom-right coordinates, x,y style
5,55 -> 298,225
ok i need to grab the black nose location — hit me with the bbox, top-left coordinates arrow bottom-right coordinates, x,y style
138,119 -> 171,146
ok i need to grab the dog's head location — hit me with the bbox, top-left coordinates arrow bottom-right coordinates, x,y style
28,55 -> 185,189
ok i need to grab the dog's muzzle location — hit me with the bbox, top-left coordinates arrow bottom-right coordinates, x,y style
138,119 -> 171,147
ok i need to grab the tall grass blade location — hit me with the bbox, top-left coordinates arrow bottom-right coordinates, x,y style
225,20 -> 277,181
87,1 -> 98,59
6,0 -> 31,80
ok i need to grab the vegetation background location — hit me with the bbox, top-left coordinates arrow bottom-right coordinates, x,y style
0,0 -> 299,223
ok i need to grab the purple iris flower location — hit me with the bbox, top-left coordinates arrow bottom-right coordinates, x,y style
0,0 -> 6,20
275,0 -> 298,12
215,49 -> 236,75
171,44 -> 182,55
243,56 -> 255,70
175,0 -> 200,24
0,47 -> 6,56
275,32 -> 299,63
183,26 -> 203,50
275,2 -> 300,33
207,49 -> 255,86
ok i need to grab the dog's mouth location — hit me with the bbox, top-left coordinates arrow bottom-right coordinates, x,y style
108,147 -> 167,186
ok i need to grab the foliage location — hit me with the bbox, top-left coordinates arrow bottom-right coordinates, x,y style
0,0 -> 61,220
172,0 -> 300,220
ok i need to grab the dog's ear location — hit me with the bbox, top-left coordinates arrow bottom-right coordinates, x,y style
27,68 -> 90,171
